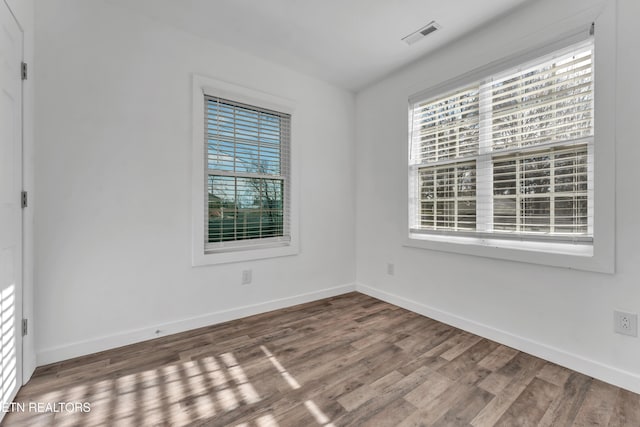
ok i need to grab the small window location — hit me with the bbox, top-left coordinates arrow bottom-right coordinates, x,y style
205,97 -> 291,252
409,39 -> 594,247
192,76 -> 297,265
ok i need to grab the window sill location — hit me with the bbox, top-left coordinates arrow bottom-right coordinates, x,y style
404,232 -> 612,274
191,74 -> 300,268
192,242 -> 299,266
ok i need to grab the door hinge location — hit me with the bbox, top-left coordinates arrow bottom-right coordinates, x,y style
21,62 -> 27,80
590,22 -> 595,36
22,319 -> 28,337
21,191 -> 28,208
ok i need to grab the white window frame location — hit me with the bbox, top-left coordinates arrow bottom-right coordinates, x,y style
192,75 -> 299,266
404,23 -> 615,274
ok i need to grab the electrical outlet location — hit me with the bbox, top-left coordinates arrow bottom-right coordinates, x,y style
242,269 -> 252,285
387,263 -> 394,276
614,311 -> 638,337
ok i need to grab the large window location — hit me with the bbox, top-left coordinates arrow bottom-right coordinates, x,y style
409,40 -> 593,246
205,97 -> 291,251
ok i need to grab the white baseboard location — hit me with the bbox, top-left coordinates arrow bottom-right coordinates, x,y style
356,283 -> 640,394
37,282 -> 640,395
37,283 -> 356,366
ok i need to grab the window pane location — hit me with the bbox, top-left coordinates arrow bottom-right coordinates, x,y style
436,200 -> 456,228
491,48 -> 593,151
208,176 -> 237,242
492,144 -> 588,235
458,200 -> 476,230
206,98 -> 284,177
256,178 -> 284,238
457,165 -> 476,198
494,197 -> 517,231
420,201 -> 434,228
436,169 -> 455,198
521,197 -> 550,232
420,169 -> 434,201
418,161 -> 476,231
493,159 -> 517,196
555,196 -> 588,233
207,139 -> 234,171
208,175 -> 284,243
554,148 -> 588,192
521,154 -> 550,195
412,87 -> 480,163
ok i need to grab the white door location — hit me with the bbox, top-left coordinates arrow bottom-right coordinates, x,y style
0,0 -> 23,407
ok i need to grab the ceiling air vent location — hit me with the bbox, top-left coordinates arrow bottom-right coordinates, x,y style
402,21 -> 441,45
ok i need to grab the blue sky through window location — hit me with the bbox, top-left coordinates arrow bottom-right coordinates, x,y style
206,100 -> 282,175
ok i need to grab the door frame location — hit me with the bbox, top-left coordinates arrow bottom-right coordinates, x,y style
3,0 -> 32,393
4,0 -> 36,387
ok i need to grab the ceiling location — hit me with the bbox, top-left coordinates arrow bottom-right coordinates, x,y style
106,0 -> 531,91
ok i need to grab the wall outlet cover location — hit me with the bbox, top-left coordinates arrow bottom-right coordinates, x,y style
242,269 -> 252,285
387,263 -> 395,276
614,311 -> 638,337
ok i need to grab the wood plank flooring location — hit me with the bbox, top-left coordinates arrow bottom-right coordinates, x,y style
3,292 -> 639,426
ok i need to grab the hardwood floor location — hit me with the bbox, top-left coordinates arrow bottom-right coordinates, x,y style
3,292 -> 639,426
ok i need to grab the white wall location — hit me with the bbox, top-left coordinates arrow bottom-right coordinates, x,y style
33,0 -> 640,395
5,0 -> 36,382
356,0 -> 640,393
34,0 -> 356,363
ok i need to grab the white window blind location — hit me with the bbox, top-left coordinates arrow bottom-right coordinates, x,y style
409,39 -> 593,244
205,96 -> 291,252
